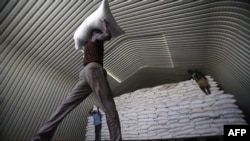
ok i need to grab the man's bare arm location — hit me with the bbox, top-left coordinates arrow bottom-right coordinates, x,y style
93,19 -> 112,41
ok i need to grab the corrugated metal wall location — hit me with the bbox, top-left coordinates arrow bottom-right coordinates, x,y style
204,0 -> 250,125
1,0 -> 249,140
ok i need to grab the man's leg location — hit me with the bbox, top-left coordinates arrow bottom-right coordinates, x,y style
95,124 -> 102,141
31,68 -> 92,141
198,79 -> 210,95
85,63 -> 122,141
206,86 -> 211,94
95,125 -> 98,141
200,87 -> 208,95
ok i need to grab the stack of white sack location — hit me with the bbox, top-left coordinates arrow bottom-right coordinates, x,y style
85,76 -> 247,140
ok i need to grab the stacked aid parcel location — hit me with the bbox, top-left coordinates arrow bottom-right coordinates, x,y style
85,76 -> 247,140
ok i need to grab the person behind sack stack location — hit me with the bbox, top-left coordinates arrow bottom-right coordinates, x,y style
89,105 -> 102,141
188,69 -> 211,95
31,19 -> 122,141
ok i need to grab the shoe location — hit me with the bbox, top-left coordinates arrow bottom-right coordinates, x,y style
31,135 -> 50,141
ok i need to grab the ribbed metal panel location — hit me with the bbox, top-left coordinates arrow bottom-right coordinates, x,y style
1,0 -> 249,140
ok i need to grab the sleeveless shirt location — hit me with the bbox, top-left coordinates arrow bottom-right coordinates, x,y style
83,39 -> 104,66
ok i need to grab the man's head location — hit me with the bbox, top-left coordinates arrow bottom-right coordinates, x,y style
187,69 -> 193,74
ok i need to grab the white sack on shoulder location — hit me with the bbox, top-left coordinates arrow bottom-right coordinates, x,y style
73,0 -> 124,50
